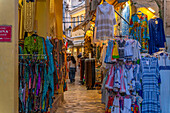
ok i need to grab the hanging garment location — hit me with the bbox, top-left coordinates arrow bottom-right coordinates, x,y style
140,57 -> 161,113
100,44 -> 107,68
95,2 -> 116,40
121,2 -> 130,36
106,95 -> 114,113
148,18 -> 166,54
124,63 -> 134,95
24,35 -> 43,59
124,39 -> 133,59
133,64 -> 142,92
136,95 -> 143,113
119,65 -> 126,93
121,97 -> 131,113
129,13 -> 149,52
105,40 -> 114,63
112,41 -> 119,59
105,65 -> 115,89
46,38 -> 55,74
117,40 -> 126,59
113,67 -> 120,91
111,96 -> 120,113
157,53 -> 170,113
101,74 -> 108,104
132,40 -> 141,61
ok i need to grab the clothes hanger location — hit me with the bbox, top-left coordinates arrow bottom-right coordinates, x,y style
141,53 -> 152,57
136,11 -> 143,15
32,30 -> 38,36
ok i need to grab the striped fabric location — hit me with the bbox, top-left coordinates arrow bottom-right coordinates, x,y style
95,3 -> 116,40
141,57 -> 161,113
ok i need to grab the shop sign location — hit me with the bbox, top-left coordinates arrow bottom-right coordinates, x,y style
118,0 -> 128,3
0,25 -> 12,42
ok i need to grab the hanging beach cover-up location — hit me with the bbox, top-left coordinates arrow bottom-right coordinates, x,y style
95,2 -> 116,40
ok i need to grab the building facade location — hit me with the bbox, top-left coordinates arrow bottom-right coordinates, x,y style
63,0 -> 85,59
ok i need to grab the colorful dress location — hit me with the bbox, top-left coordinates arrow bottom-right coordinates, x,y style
105,65 -> 115,89
112,41 -> 119,59
129,13 -> 150,52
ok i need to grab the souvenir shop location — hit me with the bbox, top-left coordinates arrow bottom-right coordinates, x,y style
18,0 -> 67,112
87,0 -> 170,113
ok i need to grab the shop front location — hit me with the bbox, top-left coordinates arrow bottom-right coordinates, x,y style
0,0 -> 67,113
74,0 -> 170,112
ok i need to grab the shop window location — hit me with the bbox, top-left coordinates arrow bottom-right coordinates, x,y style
77,16 -> 80,24
73,17 -> 76,27
81,15 -> 84,22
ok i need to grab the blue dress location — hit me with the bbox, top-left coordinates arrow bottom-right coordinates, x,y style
149,18 -> 166,54
140,57 -> 161,113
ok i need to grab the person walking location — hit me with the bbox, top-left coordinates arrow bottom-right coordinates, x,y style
69,56 -> 76,83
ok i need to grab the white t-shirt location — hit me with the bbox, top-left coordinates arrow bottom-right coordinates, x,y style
69,61 -> 76,68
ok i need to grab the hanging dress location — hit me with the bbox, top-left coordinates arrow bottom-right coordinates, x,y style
105,65 -> 115,89
158,53 -> 170,113
112,40 -> 119,59
141,57 -> 161,113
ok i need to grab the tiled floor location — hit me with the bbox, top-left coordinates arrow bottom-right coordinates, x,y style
55,75 -> 105,113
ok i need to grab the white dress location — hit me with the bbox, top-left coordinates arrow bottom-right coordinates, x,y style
132,40 -> 141,61
124,39 -> 133,58
111,96 -> 120,113
124,64 -> 134,95
121,98 -> 132,113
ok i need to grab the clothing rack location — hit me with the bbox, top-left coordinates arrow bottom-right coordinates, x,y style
19,54 -> 46,56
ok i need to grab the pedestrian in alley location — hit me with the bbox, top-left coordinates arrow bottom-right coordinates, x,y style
69,56 -> 76,83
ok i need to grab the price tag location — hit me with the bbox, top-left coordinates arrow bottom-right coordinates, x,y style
146,61 -> 149,65
155,20 -> 158,24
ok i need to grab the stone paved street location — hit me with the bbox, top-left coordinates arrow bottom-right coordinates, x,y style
55,75 -> 105,113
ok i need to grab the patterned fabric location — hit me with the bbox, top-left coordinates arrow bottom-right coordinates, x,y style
112,41 -> 119,59
24,35 -> 43,59
121,2 -> 130,36
129,13 -> 149,52
95,3 -> 116,40
149,18 -> 166,54
118,40 -> 126,59
124,63 -> 134,95
105,65 -> 115,89
140,57 -> 161,113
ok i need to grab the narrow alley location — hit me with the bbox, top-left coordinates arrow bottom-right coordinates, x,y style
55,75 -> 105,113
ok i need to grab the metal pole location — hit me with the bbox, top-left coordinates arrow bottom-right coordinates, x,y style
114,10 -> 130,25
